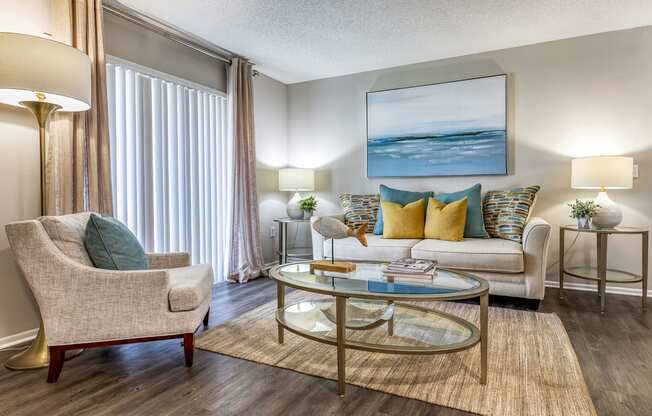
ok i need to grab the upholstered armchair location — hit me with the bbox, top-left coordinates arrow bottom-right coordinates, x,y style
5,213 -> 213,383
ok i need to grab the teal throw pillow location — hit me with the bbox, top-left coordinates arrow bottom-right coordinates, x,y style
84,214 -> 149,270
435,183 -> 488,238
373,185 -> 432,235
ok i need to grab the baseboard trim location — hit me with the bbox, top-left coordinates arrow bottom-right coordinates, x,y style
0,328 -> 38,350
545,280 -> 651,298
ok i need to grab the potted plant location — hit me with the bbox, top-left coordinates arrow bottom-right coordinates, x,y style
568,199 -> 600,229
299,196 -> 318,219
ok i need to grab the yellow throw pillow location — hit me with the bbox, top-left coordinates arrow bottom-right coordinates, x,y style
424,197 -> 468,241
381,199 -> 425,239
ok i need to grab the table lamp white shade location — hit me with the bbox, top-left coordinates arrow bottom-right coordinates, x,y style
571,156 -> 633,190
279,168 -> 315,219
278,168 -> 315,192
0,32 -> 91,111
571,156 -> 634,229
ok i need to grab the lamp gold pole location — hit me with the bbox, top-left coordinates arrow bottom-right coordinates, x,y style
4,97 -> 82,370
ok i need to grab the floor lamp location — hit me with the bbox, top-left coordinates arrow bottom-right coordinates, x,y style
0,33 -> 91,370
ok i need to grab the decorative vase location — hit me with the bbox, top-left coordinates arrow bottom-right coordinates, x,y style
577,216 -> 591,229
303,210 -> 313,220
592,191 -> 622,229
286,192 -> 303,219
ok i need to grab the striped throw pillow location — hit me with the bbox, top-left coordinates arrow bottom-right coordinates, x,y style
483,186 -> 540,242
339,193 -> 379,233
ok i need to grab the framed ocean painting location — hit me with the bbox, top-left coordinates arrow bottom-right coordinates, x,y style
366,74 -> 507,177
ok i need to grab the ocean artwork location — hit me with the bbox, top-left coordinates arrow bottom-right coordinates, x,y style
366,75 -> 507,177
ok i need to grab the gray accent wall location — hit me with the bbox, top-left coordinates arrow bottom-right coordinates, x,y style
287,26 -> 652,288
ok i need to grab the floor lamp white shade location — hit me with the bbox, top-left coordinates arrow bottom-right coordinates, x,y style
0,32 -> 91,111
279,168 -> 315,219
571,156 -> 634,228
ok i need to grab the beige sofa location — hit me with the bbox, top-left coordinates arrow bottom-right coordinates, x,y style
311,215 -> 551,301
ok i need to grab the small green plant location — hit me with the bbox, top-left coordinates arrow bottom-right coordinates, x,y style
299,195 -> 318,212
568,199 -> 600,219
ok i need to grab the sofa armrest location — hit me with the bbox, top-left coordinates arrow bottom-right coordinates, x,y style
521,217 -> 552,300
310,214 -> 345,260
147,252 -> 191,269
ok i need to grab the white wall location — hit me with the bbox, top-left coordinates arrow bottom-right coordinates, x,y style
254,74 -> 288,264
0,0 -> 50,341
287,26 -> 652,289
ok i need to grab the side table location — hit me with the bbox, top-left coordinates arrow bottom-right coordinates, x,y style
274,217 -> 312,265
559,225 -> 648,314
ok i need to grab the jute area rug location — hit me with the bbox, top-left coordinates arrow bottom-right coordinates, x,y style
196,291 -> 596,416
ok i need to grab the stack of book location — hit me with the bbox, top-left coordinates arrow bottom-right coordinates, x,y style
383,258 -> 437,280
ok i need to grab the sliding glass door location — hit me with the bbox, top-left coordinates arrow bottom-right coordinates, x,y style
106,56 -> 232,281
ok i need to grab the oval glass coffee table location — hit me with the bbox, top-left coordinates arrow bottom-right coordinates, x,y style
269,261 -> 489,396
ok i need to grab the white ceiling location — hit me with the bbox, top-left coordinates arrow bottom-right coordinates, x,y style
119,0 -> 652,84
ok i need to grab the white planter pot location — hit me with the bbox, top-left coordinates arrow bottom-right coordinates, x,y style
576,216 -> 591,229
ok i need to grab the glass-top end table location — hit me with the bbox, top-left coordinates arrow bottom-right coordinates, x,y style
559,225 -> 649,314
269,261 -> 490,396
273,217 -> 312,265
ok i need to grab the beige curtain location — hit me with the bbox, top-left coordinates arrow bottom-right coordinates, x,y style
47,0 -> 113,215
228,57 -> 265,283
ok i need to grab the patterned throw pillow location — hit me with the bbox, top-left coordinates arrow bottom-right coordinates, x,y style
339,193 -> 379,233
483,186 -> 540,243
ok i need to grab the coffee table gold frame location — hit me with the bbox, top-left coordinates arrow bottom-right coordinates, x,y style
270,261 -> 489,397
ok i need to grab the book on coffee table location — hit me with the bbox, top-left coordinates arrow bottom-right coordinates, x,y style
384,258 -> 437,279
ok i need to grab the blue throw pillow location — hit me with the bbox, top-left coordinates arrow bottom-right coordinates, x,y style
373,185 -> 433,235
84,214 -> 149,270
434,183 -> 488,238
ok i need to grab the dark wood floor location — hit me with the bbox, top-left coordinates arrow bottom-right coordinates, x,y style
0,279 -> 650,416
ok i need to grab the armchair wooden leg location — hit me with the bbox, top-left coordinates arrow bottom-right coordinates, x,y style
203,308 -> 210,327
47,346 -> 65,383
183,333 -> 194,367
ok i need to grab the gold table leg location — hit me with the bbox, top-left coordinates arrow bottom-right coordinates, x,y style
387,300 -> 394,336
643,232 -> 648,311
336,296 -> 346,397
277,281 -> 285,344
559,228 -> 565,299
480,293 -> 488,385
598,234 -> 608,314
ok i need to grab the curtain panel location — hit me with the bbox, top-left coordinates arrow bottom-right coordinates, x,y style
227,57 -> 265,283
105,58 -> 233,281
48,0 -> 113,215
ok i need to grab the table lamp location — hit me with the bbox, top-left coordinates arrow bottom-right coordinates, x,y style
0,32 -> 91,370
571,156 -> 633,228
279,168 -> 315,219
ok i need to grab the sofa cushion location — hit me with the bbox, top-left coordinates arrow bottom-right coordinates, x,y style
168,264 -> 213,312
39,212 -> 94,266
324,234 -> 421,262
373,185 -> 432,235
424,197 -> 467,241
381,199 -> 425,239
483,186 -> 540,243
435,183 -> 488,238
339,193 -> 379,233
84,214 -> 148,270
411,238 -> 524,273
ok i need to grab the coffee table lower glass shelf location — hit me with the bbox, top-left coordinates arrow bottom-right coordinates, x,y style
277,299 -> 480,354
270,261 -> 489,396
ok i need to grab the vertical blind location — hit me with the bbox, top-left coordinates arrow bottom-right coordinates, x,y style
106,57 -> 232,282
